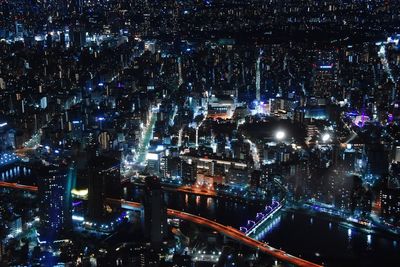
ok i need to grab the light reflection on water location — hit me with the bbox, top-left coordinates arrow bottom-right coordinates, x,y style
128,185 -> 400,266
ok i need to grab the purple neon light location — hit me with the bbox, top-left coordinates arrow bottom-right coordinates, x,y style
73,201 -> 83,207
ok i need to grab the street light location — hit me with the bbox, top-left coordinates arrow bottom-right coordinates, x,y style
322,133 -> 331,143
275,130 -> 285,141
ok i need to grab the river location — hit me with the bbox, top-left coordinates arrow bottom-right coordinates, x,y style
127,185 -> 400,267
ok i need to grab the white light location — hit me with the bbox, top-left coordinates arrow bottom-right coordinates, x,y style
322,133 -> 331,142
275,130 -> 285,140
72,215 -> 84,222
146,153 -> 158,160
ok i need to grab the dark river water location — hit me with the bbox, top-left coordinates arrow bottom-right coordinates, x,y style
127,186 -> 400,267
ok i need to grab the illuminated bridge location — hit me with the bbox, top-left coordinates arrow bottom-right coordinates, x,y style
0,153 -> 32,181
240,200 -> 282,237
0,183 -> 322,267
0,181 -> 38,191
111,199 -> 322,267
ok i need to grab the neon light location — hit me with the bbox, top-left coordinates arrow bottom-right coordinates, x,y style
146,153 -> 158,160
72,201 -> 82,207
71,189 -> 88,197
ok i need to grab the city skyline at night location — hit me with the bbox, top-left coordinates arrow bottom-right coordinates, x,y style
0,1 -> 400,267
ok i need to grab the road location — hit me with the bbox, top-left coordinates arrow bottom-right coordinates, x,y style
378,43 -> 397,102
136,109 -> 158,164
170,185 -> 217,197
0,181 -> 38,191
0,184 -> 322,266
116,199 -> 322,267
245,139 -> 260,170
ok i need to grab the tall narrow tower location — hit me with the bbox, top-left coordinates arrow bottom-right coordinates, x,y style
256,50 -> 262,101
143,176 -> 167,250
37,161 -> 73,242
178,57 -> 183,87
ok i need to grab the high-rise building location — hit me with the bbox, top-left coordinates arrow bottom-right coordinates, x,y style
46,33 -> 53,48
59,32 -> 66,48
255,50 -> 262,101
14,22 -> 23,40
381,187 -> 400,220
364,143 -> 389,177
87,155 -> 121,221
37,161 -> 73,242
67,0 -> 83,13
181,160 -> 197,184
0,121 -> 15,152
311,51 -> 338,98
71,28 -> 86,48
147,150 -> 164,176
143,176 -> 167,250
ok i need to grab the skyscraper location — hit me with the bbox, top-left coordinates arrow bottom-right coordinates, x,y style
143,176 -> 167,250
87,154 -> 121,221
255,50 -> 262,101
37,161 -> 73,242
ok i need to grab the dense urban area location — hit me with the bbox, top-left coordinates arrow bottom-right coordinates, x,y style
0,1 -> 400,266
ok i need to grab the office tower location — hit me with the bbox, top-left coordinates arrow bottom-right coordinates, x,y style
15,22 -> 23,40
311,51 -> 338,98
46,33 -> 52,48
67,0 -> 83,13
0,121 -> 15,152
256,50 -> 261,101
59,32 -> 66,48
87,155 -> 121,221
37,161 -> 73,242
143,176 -> 167,250
181,160 -> 197,184
146,150 -> 164,176
71,27 -> 86,48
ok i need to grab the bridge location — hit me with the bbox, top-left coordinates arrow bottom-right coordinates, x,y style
111,199 -> 322,267
0,181 -> 38,191
0,183 -> 322,267
240,200 -> 282,237
0,154 -> 32,181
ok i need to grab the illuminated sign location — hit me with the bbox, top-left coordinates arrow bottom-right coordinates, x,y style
146,153 -> 159,161
72,215 -> 84,222
320,65 -> 333,69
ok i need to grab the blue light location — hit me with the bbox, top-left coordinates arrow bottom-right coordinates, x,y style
98,82 -> 104,86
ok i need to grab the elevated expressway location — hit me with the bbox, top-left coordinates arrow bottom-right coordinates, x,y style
0,182 -> 322,267
114,199 -> 322,267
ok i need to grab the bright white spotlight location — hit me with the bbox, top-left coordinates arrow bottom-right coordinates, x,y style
322,133 -> 331,142
275,130 -> 285,141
